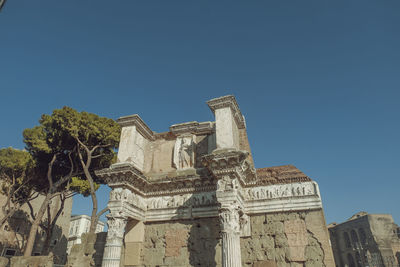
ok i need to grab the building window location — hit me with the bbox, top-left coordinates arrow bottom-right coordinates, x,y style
33,252 -> 40,256
351,229 -> 359,247
344,232 -> 351,248
4,225 -> 9,231
3,249 -> 16,257
358,228 -> 367,245
355,252 -> 361,267
347,253 -> 356,267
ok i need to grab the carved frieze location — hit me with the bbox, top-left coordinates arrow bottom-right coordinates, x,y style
146,191 -> 217,210
109,188 -> 146,210
244,182 -> 318,201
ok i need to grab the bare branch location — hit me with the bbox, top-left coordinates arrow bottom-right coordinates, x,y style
89,143 -> 111,154
47,154 -> 58,189
91,153 -> 105,159
96,207 -> 109,219
75,136 -> 90,154
27,201 -> 36,221
0,0 -> 7,12
52,148 -> 77,190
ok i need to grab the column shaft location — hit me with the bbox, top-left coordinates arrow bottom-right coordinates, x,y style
222,231 -> 242,267
102,216 -> 127,267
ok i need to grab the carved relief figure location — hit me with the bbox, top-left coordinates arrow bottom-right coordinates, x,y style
173,135 -> 195,169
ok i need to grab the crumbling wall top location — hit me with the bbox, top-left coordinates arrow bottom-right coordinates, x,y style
117,114 -> 155,141
207,95 -> 246,129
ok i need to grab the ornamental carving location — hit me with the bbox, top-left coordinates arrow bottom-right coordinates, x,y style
110,188 -> 146,210
106,216 -> 127,241
147,192 -> 217,210
244,182 -> 317,201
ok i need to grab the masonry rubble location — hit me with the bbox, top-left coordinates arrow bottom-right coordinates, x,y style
95,95 -> 335,267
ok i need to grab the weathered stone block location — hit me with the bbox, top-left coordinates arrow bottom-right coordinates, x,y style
142,248 -> 165,266
10,255 -> 53,267
284,219 -> 307,262
0,257 -> 9,267
264,221 -> 284,234
254,260 -> 277,267
165,228 -> 188,257
125,242 -> 142,265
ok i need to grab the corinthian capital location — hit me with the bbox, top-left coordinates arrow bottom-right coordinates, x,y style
202,149 -> 248,178
106,216 -> 127,241
219,204 -> 242,234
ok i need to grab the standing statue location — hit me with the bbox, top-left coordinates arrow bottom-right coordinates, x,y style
173,135 -> 195,169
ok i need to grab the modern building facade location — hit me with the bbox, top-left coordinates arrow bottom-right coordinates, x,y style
95,95 -> 335,267
328,212 -> 400,267
67,214 -> 105,254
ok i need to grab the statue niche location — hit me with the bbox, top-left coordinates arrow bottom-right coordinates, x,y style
173,134 -> 195,169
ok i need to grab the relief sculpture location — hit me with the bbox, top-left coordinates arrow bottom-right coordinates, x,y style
245,182 -> 316,201
147,192 -> 217,210
173,134 -> 195,169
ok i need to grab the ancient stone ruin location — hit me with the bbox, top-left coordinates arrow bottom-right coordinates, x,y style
96,95 -> 335,267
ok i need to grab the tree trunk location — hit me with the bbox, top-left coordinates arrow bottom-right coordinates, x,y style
42,195 -> 65,255
85,168 -> 98,234
23,194 -> 51,256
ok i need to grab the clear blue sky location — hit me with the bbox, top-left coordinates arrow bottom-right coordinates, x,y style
1,1 -> 399,225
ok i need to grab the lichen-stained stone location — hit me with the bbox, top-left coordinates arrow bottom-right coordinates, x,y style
142,248 -> 165,266
260,235 -> 275,250
274,233 -> 288,248
264,221 -> 284,235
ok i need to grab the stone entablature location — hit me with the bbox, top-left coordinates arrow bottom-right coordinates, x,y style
169,121 -> 215,135
98,95 -> 334,267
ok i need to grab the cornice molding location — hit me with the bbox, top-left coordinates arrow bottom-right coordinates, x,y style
169,121 -> 215,135
96,163 -> 217,197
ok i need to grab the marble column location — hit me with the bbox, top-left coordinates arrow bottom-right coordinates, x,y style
202,149 -> 250,267
102,216 -> 127,267
219,205 -> 243,267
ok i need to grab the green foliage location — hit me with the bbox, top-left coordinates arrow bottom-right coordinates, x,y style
0,147 -> 35,203
0,148 -> 33,179
69,176 -> 100,197
23,106 -> 121,192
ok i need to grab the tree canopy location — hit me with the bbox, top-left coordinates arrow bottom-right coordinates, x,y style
23,106 -> 120,191
0,147 -> 35,205
21,106 -> 120,256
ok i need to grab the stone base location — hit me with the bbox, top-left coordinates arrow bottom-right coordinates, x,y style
10,255 -> 53,267
0,257 -> 9,267
66,233 -> 96,267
